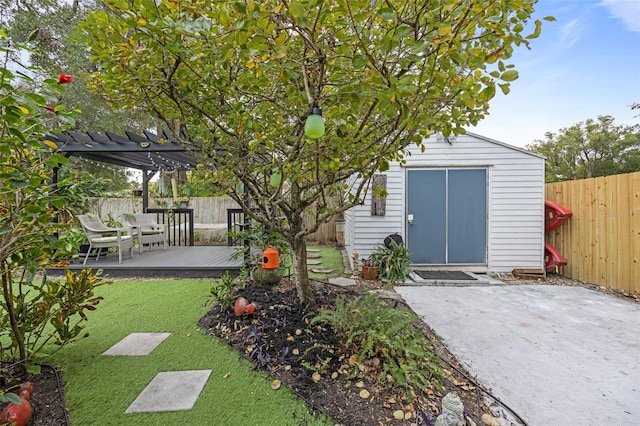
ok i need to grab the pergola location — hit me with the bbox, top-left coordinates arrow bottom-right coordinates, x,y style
47,129 -> 202,211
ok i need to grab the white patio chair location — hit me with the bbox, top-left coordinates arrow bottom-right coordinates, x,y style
124,213 -> 168,253
77,215 -> 134,265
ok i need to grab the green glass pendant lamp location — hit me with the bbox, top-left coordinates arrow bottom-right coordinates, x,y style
304,104 -> 325,139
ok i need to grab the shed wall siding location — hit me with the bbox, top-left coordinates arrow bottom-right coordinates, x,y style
344,133 -> 545,272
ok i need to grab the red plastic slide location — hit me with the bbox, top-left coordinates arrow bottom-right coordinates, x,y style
545,200 -> 573,233
544,242 -> 568,272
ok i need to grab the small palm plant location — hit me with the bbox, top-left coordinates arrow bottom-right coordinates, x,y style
368,240 -> 412,284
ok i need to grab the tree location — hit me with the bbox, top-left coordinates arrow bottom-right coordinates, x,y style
527,116 -> 640,182
78,0 -> 546,305
0,29 -> 108,365
6,0 -> 161,191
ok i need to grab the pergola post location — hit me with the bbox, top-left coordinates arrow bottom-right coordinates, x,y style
142,170 -> 158,212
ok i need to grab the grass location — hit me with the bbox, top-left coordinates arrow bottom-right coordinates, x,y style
308,245 -> 346,280
271,245 -> 346,280
48,278 -> 333,426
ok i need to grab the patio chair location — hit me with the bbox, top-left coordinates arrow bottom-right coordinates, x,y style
77,215 -> 134,265
124,213 -> 168,254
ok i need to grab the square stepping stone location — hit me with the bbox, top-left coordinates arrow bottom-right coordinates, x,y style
328,277 -> 358,287
311,268 -> 334,274
103,332 -> 171,356
126,370 -> 212,413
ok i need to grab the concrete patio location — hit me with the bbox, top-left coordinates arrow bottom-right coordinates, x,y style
396,284 -> 640,425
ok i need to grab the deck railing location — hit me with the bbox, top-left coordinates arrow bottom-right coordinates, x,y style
226,208 -> 246,246
146,208 -> 194,246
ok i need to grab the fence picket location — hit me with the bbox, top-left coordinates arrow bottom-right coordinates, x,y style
545,171 -> 640,293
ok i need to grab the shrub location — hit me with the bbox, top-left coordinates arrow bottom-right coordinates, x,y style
368,240 -> 412,283
208,270 -> 244,308
310,293 -> 442,396
0,269 -> 110,367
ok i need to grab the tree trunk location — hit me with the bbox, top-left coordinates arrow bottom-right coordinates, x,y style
290,237 -> 313,307
1,263 -> 26,362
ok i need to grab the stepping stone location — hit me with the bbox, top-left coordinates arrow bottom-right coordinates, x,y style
307,259 -> 322,265
370,289 -> 403,301
125,370 -> 212,413
328,277 -> 358,287
103,332 -> 171,356
307,252 -> 322,259
311,268 -> 334,274
306,248 -> 320,253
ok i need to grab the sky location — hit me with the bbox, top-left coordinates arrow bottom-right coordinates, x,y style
471,0 -> 640,148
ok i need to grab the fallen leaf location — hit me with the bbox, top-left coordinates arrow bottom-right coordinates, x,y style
331,372 -> 338,379
312,372 -> 321,382
359,389 -> 370,399
223,372 -> 230,379
393,410 -> 404,420
355,380 -> 365,388
481,413 -> 501,426
271,379 -> 281,390
348,354 -> 358,365
292,348 -> 300,355
295,329 -> 302,335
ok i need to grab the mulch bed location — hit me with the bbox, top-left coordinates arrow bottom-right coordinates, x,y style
198,278 -> 502,425
0,363 -> 68,425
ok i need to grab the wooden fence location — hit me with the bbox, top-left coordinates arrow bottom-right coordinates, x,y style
545,171 -> 639,293
87,196 -> 336,243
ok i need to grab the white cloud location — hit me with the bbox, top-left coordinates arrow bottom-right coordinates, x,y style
559,18 -> 581,47
600,0 -> 640,32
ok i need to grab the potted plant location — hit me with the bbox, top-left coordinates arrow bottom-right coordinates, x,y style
368,239 -> 411,283
361,259 -> 379,280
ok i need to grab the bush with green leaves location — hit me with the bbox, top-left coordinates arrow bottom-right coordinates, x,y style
0,270 -> 110,369
208,270 -> 245,308
310,293 -> 442,396
229,221 -> 291,267
1,28 -> 108,366
368,240 -> 412,284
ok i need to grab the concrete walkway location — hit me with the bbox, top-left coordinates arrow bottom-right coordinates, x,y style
395,284 -> 640,426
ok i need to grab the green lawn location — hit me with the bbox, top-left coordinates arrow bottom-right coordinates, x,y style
49,277 -> 333,425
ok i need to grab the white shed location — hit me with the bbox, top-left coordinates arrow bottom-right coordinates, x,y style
343,132 -> 546,273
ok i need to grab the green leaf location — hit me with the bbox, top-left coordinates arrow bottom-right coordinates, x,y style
498,83 -> 510,95
25,363 -> 41,375
500,70 -> 519,82
395,26 -> 413,39
526,20 -> 542,39
479,84 -> 496,102
270,172 -> 282,187
290,2 -> 305,18
377,7 -> 396,21
3,393 -> 22,404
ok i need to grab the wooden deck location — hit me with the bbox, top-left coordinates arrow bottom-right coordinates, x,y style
47,246 -> 243,279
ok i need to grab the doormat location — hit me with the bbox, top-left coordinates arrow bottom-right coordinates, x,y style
414,270 -> 477,280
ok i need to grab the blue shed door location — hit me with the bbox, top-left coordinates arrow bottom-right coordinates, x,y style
407,169 -> 487,264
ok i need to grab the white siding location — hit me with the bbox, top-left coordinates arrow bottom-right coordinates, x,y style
344,132 -> 545,272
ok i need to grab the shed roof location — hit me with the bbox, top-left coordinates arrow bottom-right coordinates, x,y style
47,129 -> 201,171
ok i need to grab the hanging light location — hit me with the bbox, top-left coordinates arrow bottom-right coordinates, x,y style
304,104 -> 325,139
